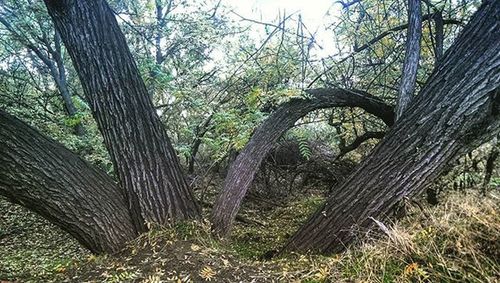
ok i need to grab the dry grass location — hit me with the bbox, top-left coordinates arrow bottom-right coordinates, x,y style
1,190 -> 498,282
332,190 -> 500,282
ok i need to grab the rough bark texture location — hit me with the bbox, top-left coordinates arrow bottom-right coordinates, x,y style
43,0 -> 200,232
396,0 -> 422,120
211,88 -> 394,236
283,0 -> 500,254
0,110 -> 136,253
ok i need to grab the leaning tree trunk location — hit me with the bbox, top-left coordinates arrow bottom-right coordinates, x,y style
43,0 -> 200,232
0,111 -> 136,253
283,0 -> 500,254
211,88 -> 394,236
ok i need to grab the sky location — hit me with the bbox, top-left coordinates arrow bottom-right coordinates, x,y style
223,0 -> 342,58
224,0 -> 336,26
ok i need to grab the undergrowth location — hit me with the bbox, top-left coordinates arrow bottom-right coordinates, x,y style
0,190 -> 498,282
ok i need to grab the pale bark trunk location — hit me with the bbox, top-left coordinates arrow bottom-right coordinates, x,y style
395,0 -> 422,120
211,88 -> 394,236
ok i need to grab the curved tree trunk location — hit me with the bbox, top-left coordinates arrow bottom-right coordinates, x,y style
211,88 -> 394,236
0,111 -> 136,254
283,0 -> 500,254
395,0 -> 422,120
43,0 -> 200,232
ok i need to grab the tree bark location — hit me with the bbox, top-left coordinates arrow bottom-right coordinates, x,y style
283,0 -> 500,254
433,11 -> 444,65
43,0 -> 200,232
482,136 -> 499,194
211,88 -> 394,236
395,0 -> 422,120
0,110 -> 136,253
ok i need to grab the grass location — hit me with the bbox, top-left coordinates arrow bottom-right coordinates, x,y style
0,189 -> 498,282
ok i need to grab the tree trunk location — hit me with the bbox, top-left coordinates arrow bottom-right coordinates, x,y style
395,0 -> 422,120
0,110 -> 136,253
211,88 -> 394,236
0,14 -> 85,136
52,31 -> 86,136
433,11 -> 444,64
43,0 -> 200,232
482,136 -> 499,194
283,0 -> 500,254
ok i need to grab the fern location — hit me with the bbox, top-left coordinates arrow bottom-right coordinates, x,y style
297,136 -> 312,160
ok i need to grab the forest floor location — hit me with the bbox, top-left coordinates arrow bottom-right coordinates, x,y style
1,186 -> 499,282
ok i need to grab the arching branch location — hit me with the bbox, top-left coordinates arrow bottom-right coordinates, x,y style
211,88 -> 394,236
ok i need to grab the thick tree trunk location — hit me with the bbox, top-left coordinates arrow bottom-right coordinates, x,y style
43,0 -> 200,232
211,88 -> 394,236
0,111 -> 136,253
283,0 -> 500,254
395,0 -> 422,120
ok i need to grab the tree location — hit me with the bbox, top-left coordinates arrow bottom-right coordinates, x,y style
211,88 -> 394,236
0,110 -> 135,253
395,0 -> 422,120
282,0 -> 499,253
42,0 -> 200,232
0,1 -> 85,136
0,0 -> 497,257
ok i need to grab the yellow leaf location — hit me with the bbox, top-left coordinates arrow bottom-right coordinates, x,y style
404,262 -> 418,275
199,266 -> 216,281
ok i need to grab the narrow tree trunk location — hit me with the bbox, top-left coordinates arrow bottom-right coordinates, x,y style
482,137 -> 499,194
43,0 -> 200,232
283,0 -> 500,254
433,11 -> 444,64
0,14 -> 85,136
211,88 -> 394,236
0,111 -> 136,253
395,0 -> 422,120
52,31 -> 85,136
188,115 -> 213,174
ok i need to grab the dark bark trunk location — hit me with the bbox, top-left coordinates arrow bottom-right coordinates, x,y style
283,0 -> 500,254
0,110 -> 136,253
52,31 -> 85,136
188,115 -> 213,174
396,0 -> 422,120
211,88 -> 394,236
482,137 -> 499,194
43,0 -> 200,232
433,11 -> 444,64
